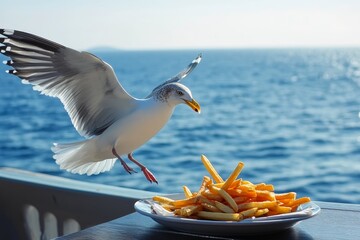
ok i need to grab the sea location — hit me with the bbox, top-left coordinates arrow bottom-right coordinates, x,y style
1,49 -> 360,204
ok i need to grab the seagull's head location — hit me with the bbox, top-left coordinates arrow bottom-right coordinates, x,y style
159,83 -> 201,113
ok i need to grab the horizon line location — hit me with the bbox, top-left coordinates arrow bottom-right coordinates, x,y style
86,45 -> 360,52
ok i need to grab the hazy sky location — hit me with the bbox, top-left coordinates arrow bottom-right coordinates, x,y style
1,0 -> 360,50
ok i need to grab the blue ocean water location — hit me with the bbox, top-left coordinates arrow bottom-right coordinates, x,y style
1,49 -> 360,204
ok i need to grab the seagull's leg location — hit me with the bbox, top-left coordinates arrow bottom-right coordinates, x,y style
128,153 -> 158,184
112,147 -> 137,174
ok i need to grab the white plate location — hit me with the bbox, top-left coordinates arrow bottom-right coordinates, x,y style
134,193 -> 321,236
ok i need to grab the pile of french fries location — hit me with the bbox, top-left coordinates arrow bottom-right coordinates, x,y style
152,155 -> 311,221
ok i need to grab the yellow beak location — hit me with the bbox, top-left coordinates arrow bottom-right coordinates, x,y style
184,98 -> 201,113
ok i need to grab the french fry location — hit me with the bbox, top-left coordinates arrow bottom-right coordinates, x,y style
198,195 -> 214,205
201,155 -> 224,183
237,201 -> 277,211
178,205 -> 202,217
255,183 -> 275,191
255,190 -> 276,201
201,202 -> 221,212
221,162 -> 244,190
240,207 -> 258,219
244,191 -> 257,198
294,196 -> 311,206
226,189 -> 242,197
215,201 -> 235,213
183,186 -> 193,199
152,196 -> 174,205
277,198 -> 293,205
233,196 -> 250,204
275,192 -> 296,200
229,179 -> 242,189
269,205 -> 292,214
210,182 -> 224,188
159,204 -> 176,211
267,209 -> 290,216
152,155 -> 312,222
288,197 -> 311,208
197,211 -> 242,221
238,184 -> 255,191
254,208 -> 269,217
219,189 -> 239,212
241,180 -> 255,186
211,186 -> 239,212
201,191 -> 223,201
197,176 -> 212,196
227,188 -> 257,198
172,196 -> 199,208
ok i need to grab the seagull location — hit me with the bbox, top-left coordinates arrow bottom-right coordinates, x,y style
0,29 -> 201,183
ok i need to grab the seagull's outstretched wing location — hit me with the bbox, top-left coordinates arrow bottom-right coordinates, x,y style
147,54 -> 201,97
0,29 -> 137,137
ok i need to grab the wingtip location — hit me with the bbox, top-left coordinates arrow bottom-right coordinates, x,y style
194,53 -> 202,63
2,60 -> 12,65
0,46 -> 11,53
0,29 -> 14,36
5,69 -> 17,75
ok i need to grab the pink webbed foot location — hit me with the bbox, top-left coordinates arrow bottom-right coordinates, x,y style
112,147 -> 137,174
141,167 -> 158,184
128,153 -> 158,184
120,159 -> 137,174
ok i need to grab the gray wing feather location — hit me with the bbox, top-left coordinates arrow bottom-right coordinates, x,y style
147,54 -> 201,98
0,29 -> 137,137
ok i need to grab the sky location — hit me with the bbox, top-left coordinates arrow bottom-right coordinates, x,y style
1,0 -> 360,50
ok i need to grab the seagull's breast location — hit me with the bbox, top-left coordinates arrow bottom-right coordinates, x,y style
104,100 -> 173,155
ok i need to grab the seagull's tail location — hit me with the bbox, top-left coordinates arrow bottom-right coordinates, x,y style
52,139 -> 116,176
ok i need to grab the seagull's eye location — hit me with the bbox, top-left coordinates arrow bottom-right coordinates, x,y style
176,90 -> 184,96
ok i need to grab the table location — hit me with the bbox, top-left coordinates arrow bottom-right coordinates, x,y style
57,202 -> 360,240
